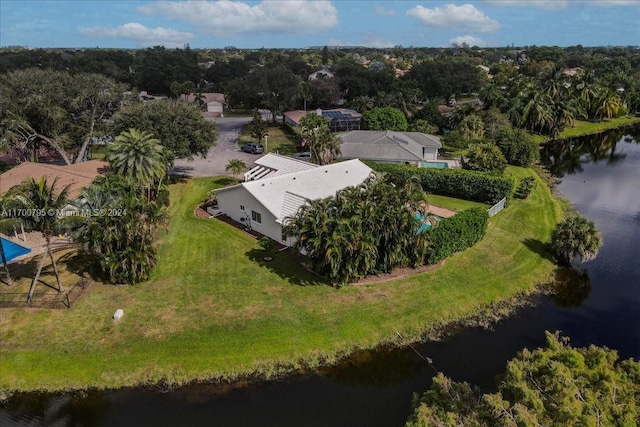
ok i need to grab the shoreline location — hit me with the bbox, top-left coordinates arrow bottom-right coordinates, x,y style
547,116 -> 640,142
0,167 -> 563,398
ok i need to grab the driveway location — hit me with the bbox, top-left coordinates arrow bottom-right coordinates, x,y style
172,116 -> 260,177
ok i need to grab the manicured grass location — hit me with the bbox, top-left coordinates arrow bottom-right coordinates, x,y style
0,167 -> 563,394
427,194 -> 488,212
558,116 -> 640,139
239,126 -> 299,155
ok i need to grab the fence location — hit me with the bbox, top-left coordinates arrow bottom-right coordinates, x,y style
0,275 -> 91,309
487,197 -> 507,217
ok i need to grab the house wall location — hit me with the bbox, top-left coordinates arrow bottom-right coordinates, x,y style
206,101 -> 223,113
216,187 -> 289,244
422,147 -> 439,160
284,116 -> 299,127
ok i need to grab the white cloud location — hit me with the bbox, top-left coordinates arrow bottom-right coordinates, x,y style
407,3 -> 500,33
79,23 -> 194,48
590,0 -> 639,6
374,5 -> 396,16
139,0 -> 338,35
450,35 -> 487,46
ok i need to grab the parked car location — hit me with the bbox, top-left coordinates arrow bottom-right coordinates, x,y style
240,143 -> 264,154
292,152 -> 311,161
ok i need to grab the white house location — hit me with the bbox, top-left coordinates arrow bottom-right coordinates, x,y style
213,159 -> 374,246
337,130 -> 442,164
186,93 -> 226,114
308,67 -> 335,80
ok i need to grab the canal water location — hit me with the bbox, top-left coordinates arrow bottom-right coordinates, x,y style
1,126 -> 639,426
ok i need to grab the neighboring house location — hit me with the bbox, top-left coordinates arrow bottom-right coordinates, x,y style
308,67 -> 335,80
185,93 -> 226,114
337,130 -> 442,164
283,108 -> 361,132
123,90 -> 167,102
0,160 -> 109,200
213,159 -> 373,246
243,153 -> 317,182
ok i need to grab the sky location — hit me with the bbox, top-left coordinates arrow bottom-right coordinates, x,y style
1,0 -> 639,49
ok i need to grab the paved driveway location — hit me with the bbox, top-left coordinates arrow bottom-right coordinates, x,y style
172,116 -> 260,177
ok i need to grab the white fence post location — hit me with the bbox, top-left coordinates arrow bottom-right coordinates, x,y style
488,197 -> 507,217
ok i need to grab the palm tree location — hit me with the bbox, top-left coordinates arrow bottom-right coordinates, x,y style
4,177 -> 71,300
458,115 -> 485,141
349,96 -> 375,114
551,214 -> 603,265
225,159 -> 247,180
593,89 -> 621,122
106,129 -> 169,193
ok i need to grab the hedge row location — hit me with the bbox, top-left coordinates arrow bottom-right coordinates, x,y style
367,163 -> 515,204
425,207 -> 489,265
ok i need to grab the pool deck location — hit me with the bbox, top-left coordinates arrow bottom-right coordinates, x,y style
0,232 -> 72,264
424,204 -> 457,218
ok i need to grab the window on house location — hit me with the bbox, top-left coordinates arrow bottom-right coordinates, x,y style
240,205 -> 245,211
251,210 -> 262,223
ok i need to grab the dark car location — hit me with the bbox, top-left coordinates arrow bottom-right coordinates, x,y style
240,143 -> 264,154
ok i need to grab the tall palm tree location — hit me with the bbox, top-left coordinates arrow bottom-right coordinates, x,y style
593,89 -> 621,122
458,115 -> 485,141
551,214 -> 603,265
225,159 -> 247,180
4,177 -> 71,299
106,129 -> 169,191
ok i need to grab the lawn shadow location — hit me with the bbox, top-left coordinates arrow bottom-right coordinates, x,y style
522,238 -> 554,262
245,248 -> 329,287
211,176 -> 237,187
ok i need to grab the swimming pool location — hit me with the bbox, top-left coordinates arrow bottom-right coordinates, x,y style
419,161 -> 449,169
0,237 -> 31,263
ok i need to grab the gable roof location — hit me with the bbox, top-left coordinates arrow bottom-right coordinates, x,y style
0,160 -> 109,199
244,153 -> 317,181
338,131 -> 441,162
217,159 -> 373,224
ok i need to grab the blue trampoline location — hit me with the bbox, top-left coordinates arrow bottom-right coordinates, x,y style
0,237 -> 31,263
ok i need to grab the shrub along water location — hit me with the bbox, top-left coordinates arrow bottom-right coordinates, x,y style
425,207 -> 489,264
368,163 -> 514,204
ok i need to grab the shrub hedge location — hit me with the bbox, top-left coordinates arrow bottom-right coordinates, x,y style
425,207 -> 489,265
514,176 -> 536,199
368,163 -> 514,204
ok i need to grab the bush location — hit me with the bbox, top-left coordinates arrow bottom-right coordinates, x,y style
425,207 -> 489,264
368,163 -> 514,205
362,107 -> 408,131
258,236 -> 276,254
514,176 -> 536,199
462,143 -> 507,174
494,128 -> 539,167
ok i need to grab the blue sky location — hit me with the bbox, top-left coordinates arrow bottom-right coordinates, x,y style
1,1 -> 639,49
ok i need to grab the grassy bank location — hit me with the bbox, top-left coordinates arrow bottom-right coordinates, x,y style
0,166 -> 563,395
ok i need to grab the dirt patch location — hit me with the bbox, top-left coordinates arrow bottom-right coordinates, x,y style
349,261 -> 446,286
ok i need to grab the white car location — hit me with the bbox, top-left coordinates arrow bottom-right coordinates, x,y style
292,152 -> 311,161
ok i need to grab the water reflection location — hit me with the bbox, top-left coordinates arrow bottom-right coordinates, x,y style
541,124 -> 639,177
544,267 -> 592,308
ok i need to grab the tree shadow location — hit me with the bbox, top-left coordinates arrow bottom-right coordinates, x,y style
211,176 -> 237,187
543,267 -> 591,308
522,238 -> 554,262
167,171 -> 191,183
245,248 -> 329,287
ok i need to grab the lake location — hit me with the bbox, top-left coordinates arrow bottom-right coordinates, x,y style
1,126 -> 639,426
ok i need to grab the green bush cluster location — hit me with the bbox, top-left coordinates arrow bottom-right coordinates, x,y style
425,207 -> 489,264
514,176 -> 536,199
368,163 -> 514,204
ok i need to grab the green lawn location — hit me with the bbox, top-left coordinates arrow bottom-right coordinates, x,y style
427,194 -> 488,212
0,166 -> 563,394
559,116 -> 640,139
240,126 -> 299,156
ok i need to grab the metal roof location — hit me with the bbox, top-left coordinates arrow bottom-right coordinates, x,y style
228,159 -> 374,224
